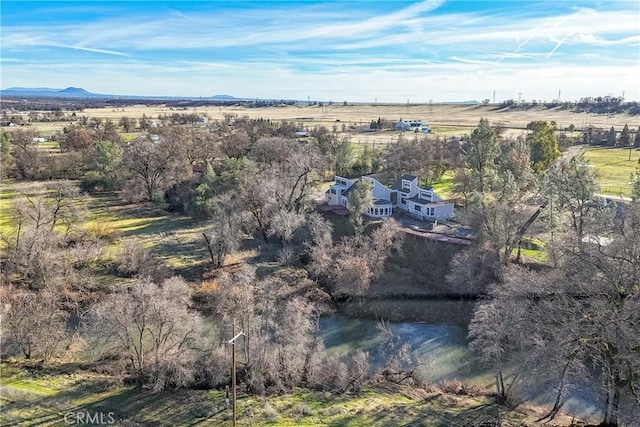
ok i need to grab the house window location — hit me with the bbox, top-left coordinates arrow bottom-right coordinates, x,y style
415,205 -> 422,212
430,208 -> 434,216
330,189 -> 336,194
400,198 -> 405,205
375,208 -> 379,215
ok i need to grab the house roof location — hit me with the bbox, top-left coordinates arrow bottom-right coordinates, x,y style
374,199 -> 392,206
407,197 -> 452,206
407,196 -> 431,205
341,183 -> 357,197
390,180 -> 403,190
390,174 -> 418,190
422,185 -> 433,190
407,196 -> 453,206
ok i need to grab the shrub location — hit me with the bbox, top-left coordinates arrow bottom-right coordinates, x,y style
116,240 -> 169,281
439,378 -> 467,395
117,240 -> 150,277
293,403 -> 315,418
86,219 -> 121,242
466,383 -> 489,397
262,403 -> 279,423
81,171 -> 115,193
277,245 -> 295,266
322,406 -> 347,417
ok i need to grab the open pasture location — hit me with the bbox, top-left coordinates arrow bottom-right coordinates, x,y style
80,103 -> 636,133
582,147 -> 640,198
0,178 -> 209,278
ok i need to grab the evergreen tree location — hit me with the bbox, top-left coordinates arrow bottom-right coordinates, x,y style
619,124 -> 630,147
467,118 -> 499,192
94,139 -> 124,189
346,180 -> 374,236
607,126 -> 616,146
527,121 -> 560,173
632,159 -> 640,202
1,131 -> 15,178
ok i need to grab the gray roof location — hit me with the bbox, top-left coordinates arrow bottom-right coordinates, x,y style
422,185 -> 433,190
341,182 -> 357,197
390,180 -> 403,191
374,199 -> 392,206
390,174 -> 418,190
407,196 -> 451,206
407,196 -> 432,205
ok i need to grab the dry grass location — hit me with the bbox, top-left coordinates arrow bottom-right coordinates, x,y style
74,103 -> 636,133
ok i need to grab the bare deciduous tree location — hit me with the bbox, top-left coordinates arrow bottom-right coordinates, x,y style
0,287 -> 68,361
2,182 -> 86,287
122,135 -> 191,202
10,129 -> 42,180
220,129 -> 250,159
212,266 -> 323,394
202,194 -> 242,268
445,245 -> 499,296
90,277 -> 203,390
365,218 -> 403,276
469,206 -> 640,425
333,256 -> 372,297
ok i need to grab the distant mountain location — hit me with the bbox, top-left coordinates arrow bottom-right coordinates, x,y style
58,87 -> 91,95
1,87 -> 244,101
2,86 -> 100,98
211,94 -> 237,100
439,100 -> 480,105
5,87 -> 61,92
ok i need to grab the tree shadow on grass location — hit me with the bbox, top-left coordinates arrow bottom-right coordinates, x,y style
3,378 -> 228,427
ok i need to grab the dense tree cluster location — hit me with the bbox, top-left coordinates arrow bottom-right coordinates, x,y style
447,119 -> 640,424
2,108 -> 639,426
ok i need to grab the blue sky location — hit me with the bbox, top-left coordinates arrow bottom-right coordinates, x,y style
1,1 -> 639,102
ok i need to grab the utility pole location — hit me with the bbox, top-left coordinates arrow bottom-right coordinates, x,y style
228,319 -> 244,427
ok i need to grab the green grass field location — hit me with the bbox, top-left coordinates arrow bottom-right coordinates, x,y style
0,186 -> 18,237
582,146 -> 640,198
430,171 -> 455,199
0,361 -> 545,427
0,181 -> 209,278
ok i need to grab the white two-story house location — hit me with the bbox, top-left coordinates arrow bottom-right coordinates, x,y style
325,174 -> 454,221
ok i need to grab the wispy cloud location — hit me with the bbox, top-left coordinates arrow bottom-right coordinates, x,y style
53,44 -> 129,57
1,1 -> 638,101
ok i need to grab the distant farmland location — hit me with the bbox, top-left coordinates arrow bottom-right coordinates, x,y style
582,147 -> 640,198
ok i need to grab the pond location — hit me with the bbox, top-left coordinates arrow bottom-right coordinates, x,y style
318,301 -> 604,422
319,313 -> 482,384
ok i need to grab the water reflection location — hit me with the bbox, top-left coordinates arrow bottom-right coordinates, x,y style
318,302 -> 604,422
